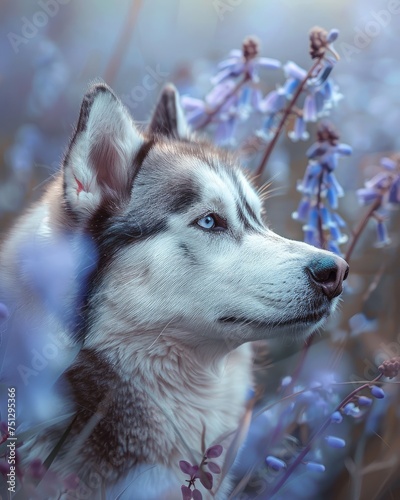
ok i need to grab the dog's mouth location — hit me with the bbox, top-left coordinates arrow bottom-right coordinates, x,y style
219,308 -> 329,329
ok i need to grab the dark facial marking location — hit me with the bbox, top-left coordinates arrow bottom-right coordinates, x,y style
179,243 -> 198,265
169,180 -> 200,213
230,173 -> 262,231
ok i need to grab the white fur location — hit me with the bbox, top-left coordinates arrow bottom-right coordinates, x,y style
0,84 -> 345,499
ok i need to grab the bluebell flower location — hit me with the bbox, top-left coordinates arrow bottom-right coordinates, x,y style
212,36 -> 281,85
325,436 -> 346,449
358,396 -> 373,407
293,122 -> 352,253
259,88 -> 286,114
266,456 -> 286,471
370,386 -> 385,399
356,155 -> 400,247
181,36 -> 281,143
306,462 -> 326,472
258,54 -> 342,143
331,411 -> 343,424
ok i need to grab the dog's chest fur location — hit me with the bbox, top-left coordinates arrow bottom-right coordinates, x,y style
64,341 -> 252,484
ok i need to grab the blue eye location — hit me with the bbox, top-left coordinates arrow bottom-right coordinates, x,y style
195,213 -> 228,231
197,215 -> 215,229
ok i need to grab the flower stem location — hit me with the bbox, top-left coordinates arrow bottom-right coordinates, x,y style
344,197 -> 381,263
268,374 -> 383,498
195,74 -> 251,130
254,58 -> 323,181
104,0 -> 143,85
316,170 -> 326,249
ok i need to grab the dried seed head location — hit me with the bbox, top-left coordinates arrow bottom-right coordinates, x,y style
309,27 -> 329,59
242,36 -> 260,61
379,357 -> 400,378
316,121 -> 340,146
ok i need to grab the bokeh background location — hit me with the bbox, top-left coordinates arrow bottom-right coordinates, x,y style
1,0 -> 400,499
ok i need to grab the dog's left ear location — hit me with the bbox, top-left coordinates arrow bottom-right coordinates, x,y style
148,84 -> 189,139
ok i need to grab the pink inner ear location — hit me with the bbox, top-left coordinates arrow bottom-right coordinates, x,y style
89,136 -> 126,195
74,175 -> 85,195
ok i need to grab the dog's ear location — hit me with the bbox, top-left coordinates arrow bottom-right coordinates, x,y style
148,84 -> 189,139
63,83 -> 144,219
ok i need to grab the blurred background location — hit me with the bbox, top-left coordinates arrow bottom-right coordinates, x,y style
0,0 -> 399,499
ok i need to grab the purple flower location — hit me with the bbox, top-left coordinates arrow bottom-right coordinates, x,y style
356,154 -> 400,247
358,396 -> 373,407
213,36 -> 281,85
266,455 -> 286,471
293,122 -> 351,252
288,116 -> 309,142
343,402 -> 360,417
284,61 -> 307,82
325,436 -> 346,448
375,220 -> 391,248
306,462 -> 326,472
370,386 -> 385,399
303,93 -> 318,122
331,411 -> 343,423
179,445 -> 222,497
182,36 -> 281,135
259,89 -> 286,114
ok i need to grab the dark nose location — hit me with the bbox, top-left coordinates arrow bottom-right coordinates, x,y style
307,255 -> 349,300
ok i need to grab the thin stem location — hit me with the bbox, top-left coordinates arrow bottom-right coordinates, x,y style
268,334 -> 315,451
344,197 -> 381,263
103,0 -> 143,85
195,73 -> 251,130
283,334 -> 315,398
316,169 -> 326,249
268,374 -> 383,498
254,58 -> 323,181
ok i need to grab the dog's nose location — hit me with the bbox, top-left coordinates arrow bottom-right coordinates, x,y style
307,255 -> 349,300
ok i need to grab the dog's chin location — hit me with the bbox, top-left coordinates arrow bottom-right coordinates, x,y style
218,306 -> 331,340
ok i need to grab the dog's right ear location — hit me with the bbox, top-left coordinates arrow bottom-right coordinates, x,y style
63,83 -> 144,220
148,84 -> 189,139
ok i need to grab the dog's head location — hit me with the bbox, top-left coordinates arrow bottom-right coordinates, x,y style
61,83 -> 348,350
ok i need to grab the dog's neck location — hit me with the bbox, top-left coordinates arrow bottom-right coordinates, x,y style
66,328 -> 252,480
85,323 -> 244,372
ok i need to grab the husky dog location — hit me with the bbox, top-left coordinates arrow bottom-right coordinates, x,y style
0,83 -> 348,499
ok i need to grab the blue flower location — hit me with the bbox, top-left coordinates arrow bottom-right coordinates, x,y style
356,155 -> 400,247
293,122 -> 351,252
370,386 -> 385,399
181,36 -> 281,141
325,436 -> 346,448
306,462 -> 326,472
212,36 -> 281,85
266,455 -> 286,471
